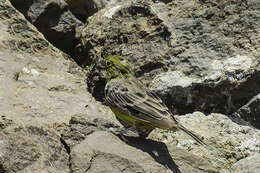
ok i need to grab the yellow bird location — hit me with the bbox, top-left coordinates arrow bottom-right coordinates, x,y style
104,55 -> 205,145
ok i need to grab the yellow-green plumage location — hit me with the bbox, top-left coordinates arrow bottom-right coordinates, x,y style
104,55 -> 205,145
109,106 -> 157,130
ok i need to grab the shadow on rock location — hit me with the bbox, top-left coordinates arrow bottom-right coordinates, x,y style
122,136 -> 182,173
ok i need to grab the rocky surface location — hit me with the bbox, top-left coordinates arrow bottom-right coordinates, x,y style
230,153 -> 260,173
0,1 -> 112,172
0,120 -> 70,173
9,0 -> 83,56
61,115 -> 217,173
1,0 -> 260,173
65,0 -> 123,21
77,0 -> 260,115
233,93 -> 260,129
0,0 -> 114,127
150,112 -> 260,171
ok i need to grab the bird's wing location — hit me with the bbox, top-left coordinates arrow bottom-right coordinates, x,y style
105,78 -> 178,123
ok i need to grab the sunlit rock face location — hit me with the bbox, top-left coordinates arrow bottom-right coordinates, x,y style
75,0 -> 260,115
1,0 -> 260,172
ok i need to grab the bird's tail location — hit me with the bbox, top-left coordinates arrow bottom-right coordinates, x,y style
178,125 -> 206,146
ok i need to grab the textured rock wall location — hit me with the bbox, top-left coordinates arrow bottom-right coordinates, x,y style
76,0 -> 260,116
1,0 -> 260,172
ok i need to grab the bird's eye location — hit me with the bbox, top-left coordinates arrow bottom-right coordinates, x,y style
106,61 -> 111,66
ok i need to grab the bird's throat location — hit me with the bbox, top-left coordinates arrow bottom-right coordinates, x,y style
107,68 -> 133,80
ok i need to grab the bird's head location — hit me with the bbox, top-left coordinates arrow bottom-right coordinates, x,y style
104,55 -> 134,80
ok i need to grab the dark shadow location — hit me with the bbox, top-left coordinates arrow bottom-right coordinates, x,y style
118,136 -> 182,173
229,115 -> 251,126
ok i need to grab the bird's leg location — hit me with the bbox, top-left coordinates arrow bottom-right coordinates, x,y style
118,125 -> 153,138
138,129 -> 153,138
109,126 -> 138,143
119,126 -> 137,136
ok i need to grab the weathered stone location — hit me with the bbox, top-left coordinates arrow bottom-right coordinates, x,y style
0,0 -> 115,128
1,0 -> 260,172
61,115 -> 120,147
149,112 -> 260,171
60,116 -> 218,172
0,124 -> 70,173
0,116 -> 12,131
9,0 -> 83,56
230,154 -> 260,173
76,0 -> 260,114
233,93 -> 260,129
69,130 -> 217,173
65,0 -> 123,20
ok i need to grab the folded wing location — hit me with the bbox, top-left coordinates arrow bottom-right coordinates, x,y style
105,78 -> 178,124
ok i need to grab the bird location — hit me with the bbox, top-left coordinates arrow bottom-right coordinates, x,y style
104,55 -> 205,145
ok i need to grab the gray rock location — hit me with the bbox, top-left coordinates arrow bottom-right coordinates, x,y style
230,154 -> 260,173
76,0 -> 260,114
149,112 -> 260,171
0,124 -> 70,173
0,1 -> 117,171
61,115 -> 120,147
233,93 -> 260,129
9,0 -> 83,56
0,116 -> 12,131
61,116 -> 218,173
1,0 -> 260,172
65,0 -> 123,20
0,0 -> 115,127
69,130 -> 218,173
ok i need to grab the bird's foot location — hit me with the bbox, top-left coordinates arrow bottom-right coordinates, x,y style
109,127 -> 140,143
137,129 -> 153,139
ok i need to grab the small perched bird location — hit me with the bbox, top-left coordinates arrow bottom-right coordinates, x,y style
104,55 -> 205,145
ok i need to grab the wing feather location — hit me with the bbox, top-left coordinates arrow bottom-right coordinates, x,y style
105,78 -> 176,123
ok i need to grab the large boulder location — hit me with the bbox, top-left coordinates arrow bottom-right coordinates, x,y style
150,112 -> 260,171
230,153 -> 260,173
65,0 -> 123,20
0,0 -> 115,172
0,0 -> 115,126
61,115 -> 218,173
233,93 -> 260,129
76,0 -> 260,115
9,0 -> 83,56
0,121 -> 70,173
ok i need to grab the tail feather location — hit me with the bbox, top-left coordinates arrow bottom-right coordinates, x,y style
178,125 -> 206,146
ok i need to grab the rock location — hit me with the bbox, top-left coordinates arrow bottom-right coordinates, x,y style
65,0 -> 98,20
9,0 -> 83,56
76,0 -> 260,114
230,154 -> 260,173
0,0 -> 115,127
61,115 -> 120,147
1,0 -> 260,172
0,116 -> 12,131
233,93 -> 260,129
0,124 -> 70,173
149,112 -> 260,171
65,0 -> 123,20
61,117 -> 217,173
0,1 -> 119,172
